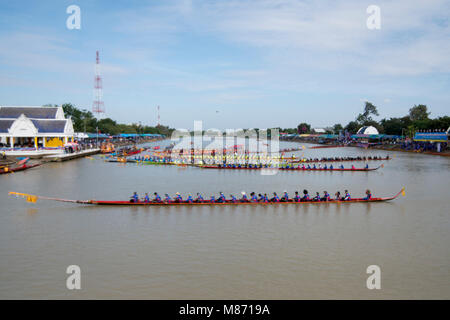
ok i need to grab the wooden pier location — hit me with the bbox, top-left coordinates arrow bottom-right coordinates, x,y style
42,148 -> 100,162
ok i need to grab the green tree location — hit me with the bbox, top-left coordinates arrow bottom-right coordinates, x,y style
344,121 -> 359,134
409,104 -> 430,121
297,123 -> 311,134
332,123 -> 343,133
356,101 -> 379,124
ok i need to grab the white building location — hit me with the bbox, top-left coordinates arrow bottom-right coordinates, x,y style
312,128 -> 326,134
357,125 -> 379,135
0,106 -> 74,149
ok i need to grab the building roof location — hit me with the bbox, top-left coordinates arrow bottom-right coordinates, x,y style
414,132 -> 448,142
0,120 -> 15,133
31,120 -> 67,133
0,107 -> 58,119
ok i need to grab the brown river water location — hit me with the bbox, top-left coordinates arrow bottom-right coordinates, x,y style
0,141 -> 449,299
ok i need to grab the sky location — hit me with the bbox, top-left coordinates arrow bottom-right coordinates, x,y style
0,0 -> 449,130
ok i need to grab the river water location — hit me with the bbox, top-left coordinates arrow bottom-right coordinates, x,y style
0,140 -> 449,299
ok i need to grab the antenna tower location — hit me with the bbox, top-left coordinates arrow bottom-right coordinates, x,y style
157,105 -> 160,126
92,51 -> 105,115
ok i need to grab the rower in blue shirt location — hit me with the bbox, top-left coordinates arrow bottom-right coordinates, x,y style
195,193 -> 204,203
217,192 -> 226,203
362,189 -> 372,200
340,164 -> 344,169
281,191 -> 289,202
258,193 -> 264,202
293,191 -> 301,202
230,194 -> 237,203
271,192 -> 280,202
321,191 -> 331,201
365,164 -> 369,169
210,195 -> 215,202
343,190 -> 351,201
186,194 -> 193,203
240,192 -> 249,202
301,189 -> 310,201
144,193 -> 150,203
153,192 -> 161,202
130,192 -> 139,203
263,193 -> 269,203
175,192 -> 183,203
250,192 -> 258,202
164,194 -> 171,202
313,192 -> 321,201
330,164 -> 333,170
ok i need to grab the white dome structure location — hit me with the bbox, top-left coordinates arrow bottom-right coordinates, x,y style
357,126 -> 379,135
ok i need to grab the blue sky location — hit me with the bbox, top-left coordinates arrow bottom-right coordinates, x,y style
0,0 -> 449,129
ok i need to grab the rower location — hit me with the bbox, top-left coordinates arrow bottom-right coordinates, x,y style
293,191 -> 301,202
144,193 -> 150,203
263,193 -> 269,203
258,193 -> 264,202
174,192 -> 183,203
230,194 -> 237,203
195,193 -> 204,203
321,191 -> 331,201
351,165 -> 356,170
250,192 -> 258,202
335,191 -> 341,200
313,192 -> 321,201
365,164 -> 369,169
281,191 -> 289,202
240,192 -> 249,202
343,190 -> 351,201
363,189 -> 372,200
153,192 -> 162,202
323,164 -> 327,170
301,189 -> 310,201
130,192 -> 139,203
210,195 -> 216,202
217,192 -> 226,203
271,192 -> 280,202
186,194 -> 193,203
340,164 -> 344,169
330,164 -> 333,170
164,193 -> 172,202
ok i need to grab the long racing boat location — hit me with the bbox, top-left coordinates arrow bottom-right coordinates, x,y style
9,188 -> 405,206
0,163 -> 41,175
195,164 -> 383,171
